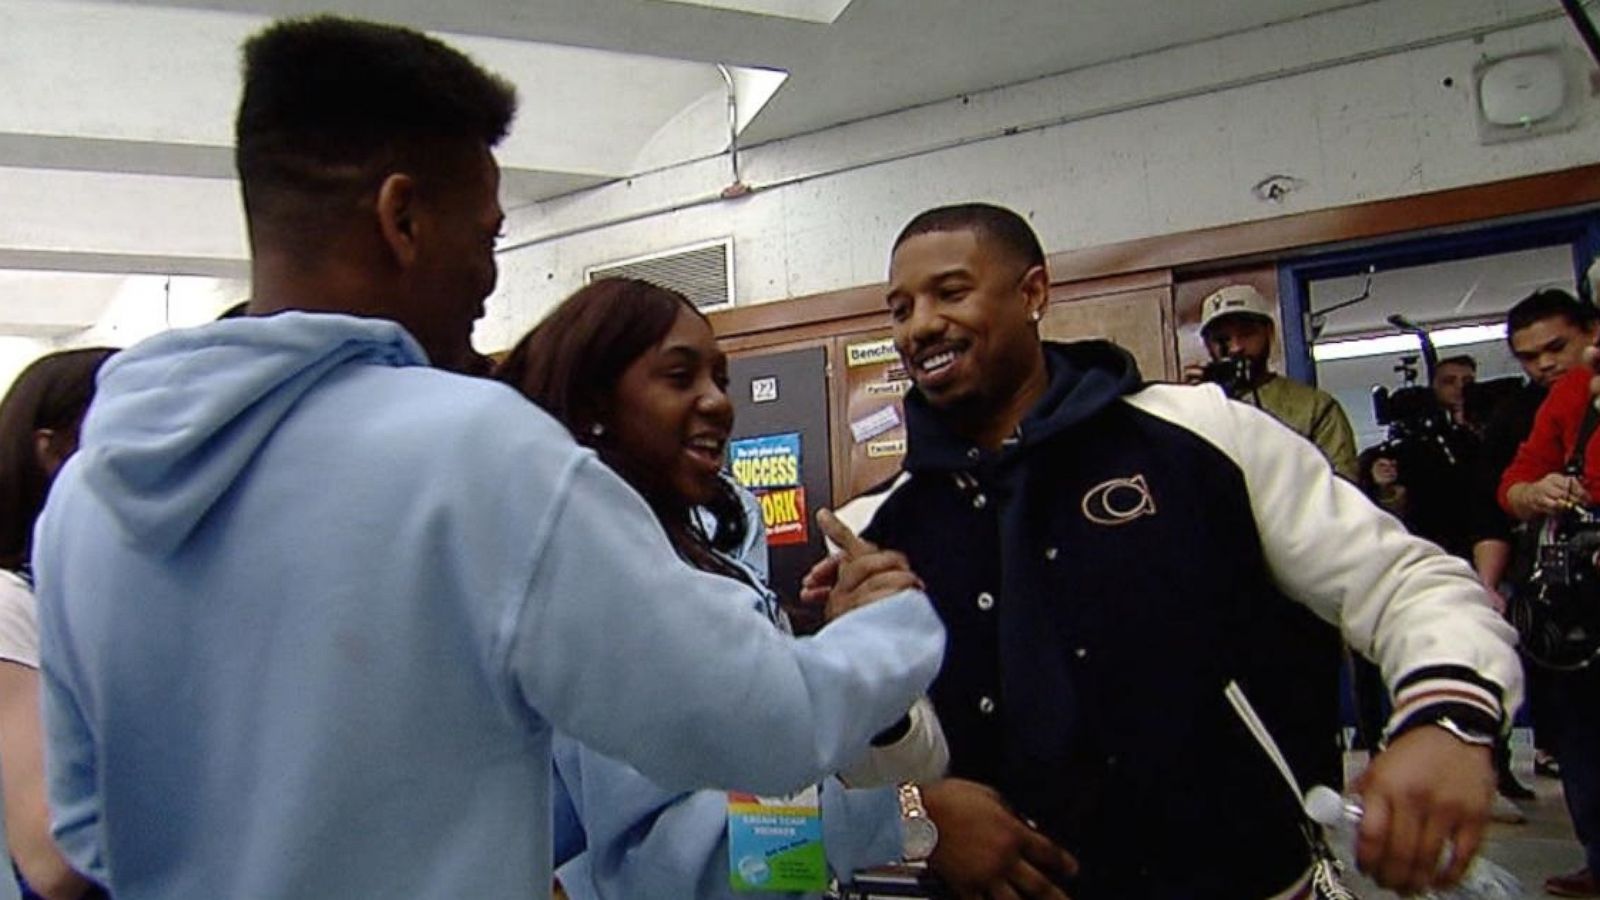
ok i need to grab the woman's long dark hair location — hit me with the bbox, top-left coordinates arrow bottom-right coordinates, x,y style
494,278 -> 750,580
0,348 -> 117,572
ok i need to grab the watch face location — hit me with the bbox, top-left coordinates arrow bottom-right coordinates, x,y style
902,816 -> 938,860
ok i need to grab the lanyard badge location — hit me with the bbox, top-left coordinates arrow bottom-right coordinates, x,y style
727,785 -> 826,892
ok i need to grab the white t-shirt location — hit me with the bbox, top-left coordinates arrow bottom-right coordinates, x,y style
0,569 -> 39,669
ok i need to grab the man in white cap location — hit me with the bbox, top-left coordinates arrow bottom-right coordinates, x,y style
1185,284 -> 1359,481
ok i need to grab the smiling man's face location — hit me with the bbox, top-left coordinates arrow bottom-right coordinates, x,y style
887,228 -> 1046,419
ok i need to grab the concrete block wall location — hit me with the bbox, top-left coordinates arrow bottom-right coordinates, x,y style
478,0 -> 1600,352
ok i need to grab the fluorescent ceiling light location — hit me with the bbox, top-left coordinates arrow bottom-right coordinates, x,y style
1312,323 -> 1506,362
653,0 -> 855,24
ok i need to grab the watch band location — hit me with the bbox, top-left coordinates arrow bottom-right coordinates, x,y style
1432,714 -> 1496,748
896,783 -> 938,861
897,783 -> 926,818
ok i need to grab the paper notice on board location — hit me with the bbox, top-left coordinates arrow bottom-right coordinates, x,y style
849,405 -> 901,444
866,438 -> 906,459
845,338 -> 898,368
864,379 -> 911,398
750,376 -> 778,404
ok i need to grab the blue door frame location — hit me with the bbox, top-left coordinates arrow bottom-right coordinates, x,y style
1276,211 -> 1600,384
1278,211 -> 1600,731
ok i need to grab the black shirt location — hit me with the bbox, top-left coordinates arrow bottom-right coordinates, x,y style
1475,383 -> 1547,544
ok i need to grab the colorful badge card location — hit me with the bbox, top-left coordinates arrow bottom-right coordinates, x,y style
727,786 -> 826,892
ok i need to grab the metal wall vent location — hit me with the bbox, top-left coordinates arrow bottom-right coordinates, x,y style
585,238 -> 735,311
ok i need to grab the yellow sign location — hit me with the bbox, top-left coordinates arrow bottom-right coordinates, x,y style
846,339 -> 898,368
732,453 -> 800,490
866,439 -> 906,459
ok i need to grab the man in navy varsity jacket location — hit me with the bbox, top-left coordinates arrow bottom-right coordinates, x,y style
809,204 -> 1522,899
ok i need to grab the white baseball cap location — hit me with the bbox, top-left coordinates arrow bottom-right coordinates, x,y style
1199,284 -> 1275,336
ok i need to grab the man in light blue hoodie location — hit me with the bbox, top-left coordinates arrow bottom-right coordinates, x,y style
30,17 -> 944,899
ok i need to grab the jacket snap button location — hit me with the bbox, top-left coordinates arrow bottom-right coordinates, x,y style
972,494 -> 987,509
976,592 -> 995,611
978,696 -> 996,715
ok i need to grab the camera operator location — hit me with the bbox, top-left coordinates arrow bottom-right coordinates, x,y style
1499,339 -> 1600,897
1433,354 -> 1480,431
1352,358 -> 1490,766
1365,366 -> 1483,562
1184,284 -> 1359,481
1477,291 -> 1600,596
1473,291 -> 1600,815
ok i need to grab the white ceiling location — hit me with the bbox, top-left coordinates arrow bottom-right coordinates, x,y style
102,0 -> 1375,144
1308,244 -> 1577,338
0,0 -> 1377,337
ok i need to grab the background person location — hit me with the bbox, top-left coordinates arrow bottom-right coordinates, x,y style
1433,354 -> 1479,431
1184,283 -> 1359,481
1497,356 -> 1600,898
1473,290 -> 1600,803
0,349 -> 115,900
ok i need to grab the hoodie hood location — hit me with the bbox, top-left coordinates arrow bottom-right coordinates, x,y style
75,312 -> 428,556
902,339 -> 1141,472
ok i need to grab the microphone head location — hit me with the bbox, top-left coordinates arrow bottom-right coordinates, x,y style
1304,785 -> 1347,825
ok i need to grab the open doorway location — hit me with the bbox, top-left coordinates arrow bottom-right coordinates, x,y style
1279,211 -> 1600,449
1308,245 -> 1574,448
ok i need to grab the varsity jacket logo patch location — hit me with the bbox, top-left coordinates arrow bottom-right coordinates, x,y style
1081,474 -> 1157,526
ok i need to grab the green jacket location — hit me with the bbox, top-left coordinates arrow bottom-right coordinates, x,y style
1238,374 -> 1359,482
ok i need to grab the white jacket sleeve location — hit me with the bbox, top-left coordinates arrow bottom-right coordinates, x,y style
507,453 -> 945,797
1127,385 -> 1522,738
838,697 -> 949,788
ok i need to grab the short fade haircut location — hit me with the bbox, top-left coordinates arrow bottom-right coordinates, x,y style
1435,354 -> 1476,372
235,16 -> 517,246
1505,287 -> 1599,339
892,203 -> 1046,272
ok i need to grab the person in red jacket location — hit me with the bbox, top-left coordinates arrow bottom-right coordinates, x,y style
1499,361 -> 1600,897
1500,366 -> 1600,518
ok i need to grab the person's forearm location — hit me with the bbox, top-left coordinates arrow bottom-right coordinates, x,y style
16,851 -> 92,900
1505,483 -> 1537,521
1473,539 -> 1510,589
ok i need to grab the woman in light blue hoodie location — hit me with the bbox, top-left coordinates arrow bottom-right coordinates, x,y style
495,279 -> 945,899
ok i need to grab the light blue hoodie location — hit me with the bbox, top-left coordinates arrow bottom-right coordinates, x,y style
553,516 -> 902,900
33,312 -> 944,899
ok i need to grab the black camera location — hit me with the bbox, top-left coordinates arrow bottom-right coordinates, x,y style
1201,356 -> 1255,395
1534,518 -> 1600,589
1368,352 -> 1461,463
1370,383 -> 1451,442
1522,506 -> 1600,670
